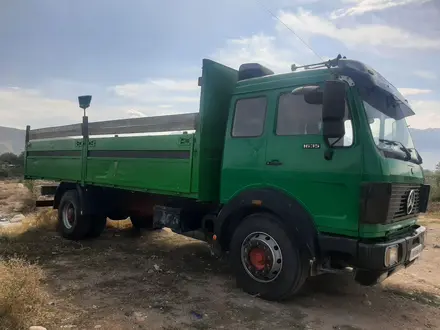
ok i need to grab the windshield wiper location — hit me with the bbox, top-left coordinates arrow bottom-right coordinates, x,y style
408,147 -> 423,165
379,139 -> 411,161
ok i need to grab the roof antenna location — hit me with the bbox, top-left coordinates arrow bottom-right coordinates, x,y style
291,54 -> 343,72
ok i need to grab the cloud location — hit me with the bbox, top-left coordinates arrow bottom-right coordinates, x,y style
331,0 -> 432,19
398,88 -> 432,96
212,34 -> 296,73
127,109 -> 146,118
3,4 -> 438,132
0,87 -> 184,129
111,79 -> 200,105
278,9 -> 440,50
413,70 -> 437,80
0,88 -> 80,129
407,100 -> 440,128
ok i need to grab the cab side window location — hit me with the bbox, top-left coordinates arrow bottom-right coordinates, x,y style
276,92 -> 353,147
276,93 -> 321,136
232,97 -> 267,137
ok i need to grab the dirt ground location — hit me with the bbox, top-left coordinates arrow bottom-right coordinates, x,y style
1,181 -> 440,330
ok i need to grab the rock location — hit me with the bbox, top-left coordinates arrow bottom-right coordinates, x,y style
153,264 -> 161,271
94,326 -> 102,329
29,327 -> 47,330
17,183 -> 24,188
363,299 -> 372,306
134,312 -> 146,322
147,269 -> 154,274
191,311 -> 203,319
10,214 -> 25,223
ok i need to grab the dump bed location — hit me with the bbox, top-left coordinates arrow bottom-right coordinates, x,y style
24,59 -> 238,202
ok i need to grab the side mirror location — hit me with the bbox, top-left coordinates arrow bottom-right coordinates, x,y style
322,80 -> 346,140
292,85 -> 322,104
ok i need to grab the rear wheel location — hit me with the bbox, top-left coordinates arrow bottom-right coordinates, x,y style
58,190 -> 90,240
230,213 -> 309,301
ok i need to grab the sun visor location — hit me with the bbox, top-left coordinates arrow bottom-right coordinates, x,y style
338,59 -> 415,119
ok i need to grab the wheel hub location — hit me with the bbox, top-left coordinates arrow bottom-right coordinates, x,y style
241,232 -> 283,283
62,203 -> 76,229
249,248 -> 266,270
67,207 -> 74,224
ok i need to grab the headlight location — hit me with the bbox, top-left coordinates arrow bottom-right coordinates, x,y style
384,245 -> 399,267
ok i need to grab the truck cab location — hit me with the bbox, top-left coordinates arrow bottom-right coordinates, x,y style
214,57 -> 430,297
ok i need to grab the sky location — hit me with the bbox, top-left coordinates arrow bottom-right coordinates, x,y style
0,0 -> 439,132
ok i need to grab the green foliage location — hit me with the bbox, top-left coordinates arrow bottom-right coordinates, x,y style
426,161 -> 440,203
0,152 -> 24,179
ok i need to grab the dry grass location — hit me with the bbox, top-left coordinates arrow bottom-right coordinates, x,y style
0,258 -> 48,330
0,209 -> 57,329
0,180 -> 37,216
106,218 -> 133,230
428,201 -> 440,216
0,209 -> 57,238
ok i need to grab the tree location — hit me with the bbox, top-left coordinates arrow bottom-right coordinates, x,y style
0,152 -> 24,178
0,152 -> 19,165
433,161 -> 440,189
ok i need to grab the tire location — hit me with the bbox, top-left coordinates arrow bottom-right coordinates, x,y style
130,216 -> 162,230
58,190 -> 90,240
230,213 -> 309,301
87,215 -> 107,238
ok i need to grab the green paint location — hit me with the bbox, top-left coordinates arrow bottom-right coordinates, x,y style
24,58 -> 425,240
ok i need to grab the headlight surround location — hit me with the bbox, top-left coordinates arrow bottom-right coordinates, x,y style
384,245 -> 399,267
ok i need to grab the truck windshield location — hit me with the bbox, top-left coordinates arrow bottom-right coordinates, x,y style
363,99 -> 421,164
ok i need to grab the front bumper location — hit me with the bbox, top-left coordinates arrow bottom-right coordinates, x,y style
357,225 -> 426,271
319,225 -> 426,272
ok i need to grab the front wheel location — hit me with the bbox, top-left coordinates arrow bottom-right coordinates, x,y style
230,213 -> 309,301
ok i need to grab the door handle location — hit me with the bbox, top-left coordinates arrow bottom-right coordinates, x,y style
266,160 -> 283,166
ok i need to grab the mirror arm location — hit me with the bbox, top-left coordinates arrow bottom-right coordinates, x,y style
324,148 -> 334,161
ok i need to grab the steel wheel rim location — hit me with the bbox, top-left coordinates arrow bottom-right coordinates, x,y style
62,202 -> 75,230
241,231 -> 283,283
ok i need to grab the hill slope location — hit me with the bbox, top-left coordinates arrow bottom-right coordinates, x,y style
0,126 -> 25,155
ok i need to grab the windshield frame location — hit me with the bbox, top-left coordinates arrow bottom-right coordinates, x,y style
360,95 -> 422,165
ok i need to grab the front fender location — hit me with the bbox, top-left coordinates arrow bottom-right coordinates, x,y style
216,187 -> 318,258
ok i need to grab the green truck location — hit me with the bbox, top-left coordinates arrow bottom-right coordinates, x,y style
24,56 -> 430,300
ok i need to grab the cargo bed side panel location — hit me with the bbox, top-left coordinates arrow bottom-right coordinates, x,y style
25,138 -> 83,182
85,134 -> 195,194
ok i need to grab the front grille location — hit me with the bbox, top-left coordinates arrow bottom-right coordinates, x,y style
387,184 -> 421,222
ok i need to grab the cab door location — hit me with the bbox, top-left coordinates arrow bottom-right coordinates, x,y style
264,87 -> 362,236
220,95 -> 269,202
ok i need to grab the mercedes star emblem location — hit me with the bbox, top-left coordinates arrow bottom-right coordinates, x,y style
406,189 -> 416,215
